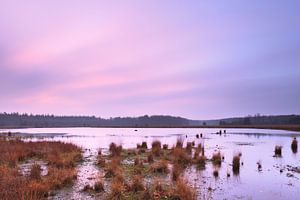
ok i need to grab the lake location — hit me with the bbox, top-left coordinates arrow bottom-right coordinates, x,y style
1,127 -> 299,200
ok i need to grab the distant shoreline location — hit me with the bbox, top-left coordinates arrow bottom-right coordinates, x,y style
1,125 -> 300,132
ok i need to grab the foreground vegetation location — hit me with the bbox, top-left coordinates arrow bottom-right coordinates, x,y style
95,140 -> 199,200
0,136 -> 82,199
0,133 -> 298,200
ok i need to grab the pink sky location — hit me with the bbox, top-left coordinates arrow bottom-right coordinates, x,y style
1,1 -> 300,119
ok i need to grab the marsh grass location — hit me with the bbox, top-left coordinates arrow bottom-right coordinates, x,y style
171,179 -> 197,200
147,153 -> 154,163
176,138 -> 184,148
291,138 -> 298,153
0,137 -> 82,199
186,142 -> 193,154
172,147 -> 191,167
163,144 -> 168,150
141,142 -> 148,149
172,164 -> 183,181
274,145 -> 282,157
232,155 -> 241,175
150,160 -> 169,174
129,176 -> 144,192
30,163 -> 42,180
212,151 -> 222,166
151,140 -> 162,157
109,143 -> 122,157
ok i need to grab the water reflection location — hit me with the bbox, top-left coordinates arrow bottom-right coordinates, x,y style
0,127 -> 299,199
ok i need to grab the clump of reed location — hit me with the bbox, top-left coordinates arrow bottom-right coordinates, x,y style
172,147 -> 191,167
46,167 -> 78,189
104,157 -> 123,178
163,144 -> 168,150
97,157 -> 106,167
170,179 -> 197,200
109,142 -> 122,157
109,174 -> 126,200
213,169 -> 219,178
291,138 -> 298,153
134,157 -> 140,166
29,163 -> 42,180
257,161 -> 262,171
172,164 -> 183,181
176,138 -> 184,148
151,140 -> 162,157
212,151 -> 222,166
232,154 -> 241,175
150,160 -> 169,174
186,142 -> 193,155
97,150 -> 106,167
141,142 -> 148,149
193,144 -> 206,169
274,145 -> 282,157
133,163 -> 144,175
127,149 -> 137,156
147,153 -> 154,163
196,156 -> 206,170
129,176 -> 144,192
94,180 -> 104,192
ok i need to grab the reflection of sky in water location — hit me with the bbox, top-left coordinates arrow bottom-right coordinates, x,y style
1,127 -> 299,199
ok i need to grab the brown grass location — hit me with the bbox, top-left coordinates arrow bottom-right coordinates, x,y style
170,179 -> 197,200
274,145 -> 282,157
195,156 -> 206,170
147,153 -> 154,163
30,163 -> 42,180
172,147 -> 191,167
129,176 -> 145,192
163,144 -> 168,150
213,169 -> 219,178
232,155 -> 240,175
150,160 -> 169,174
94,180 -> 104,192
109,178 -> 125,199
0,138 -> 81,199
186,142 -> 193,155
97,155 -> 106,167
151,140 -> 161,157
291,138 -> 298,153
176,138 -> 184,148
109,142 -> 122,157
134,157 -> 140,166
212,151 -> 222,166
172,164 -> 183,181
104,157 -> 123,178
141,142 -> 148,149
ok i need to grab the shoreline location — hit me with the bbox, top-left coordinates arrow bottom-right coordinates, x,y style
0,125 -> 300,132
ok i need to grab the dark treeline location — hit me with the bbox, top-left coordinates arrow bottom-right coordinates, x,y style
0,113 -> 190,128
0,113 -> 300,128
219,114 -> 300,125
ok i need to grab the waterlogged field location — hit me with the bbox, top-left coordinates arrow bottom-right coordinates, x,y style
1,127 -> 300,200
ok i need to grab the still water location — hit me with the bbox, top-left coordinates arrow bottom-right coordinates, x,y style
1,127 -> 299,200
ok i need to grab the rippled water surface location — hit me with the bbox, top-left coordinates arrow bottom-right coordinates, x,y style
1,127 -> 300,200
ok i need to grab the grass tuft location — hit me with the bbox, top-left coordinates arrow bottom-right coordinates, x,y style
291,138 -> 298,153
274,145 -> 282,157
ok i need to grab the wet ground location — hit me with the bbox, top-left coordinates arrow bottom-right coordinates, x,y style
1,127 -> 300,200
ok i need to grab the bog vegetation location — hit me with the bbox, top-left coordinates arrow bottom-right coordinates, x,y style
0,136 -> 82,199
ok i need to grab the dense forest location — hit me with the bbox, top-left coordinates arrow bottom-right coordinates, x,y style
219,114 -> 300,125
0,113 -> 190,128
0,113 -> 299,128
